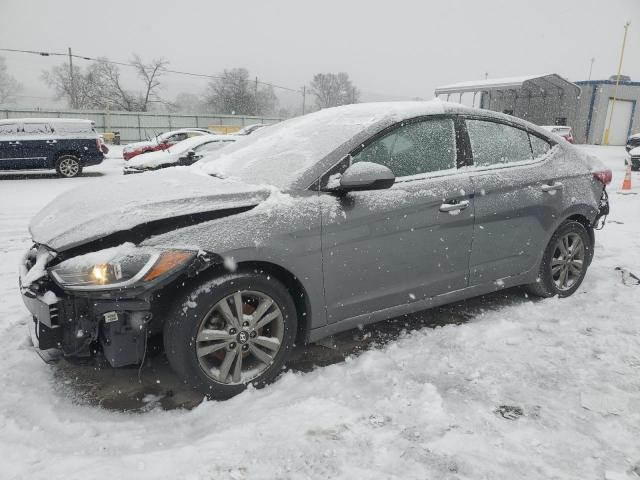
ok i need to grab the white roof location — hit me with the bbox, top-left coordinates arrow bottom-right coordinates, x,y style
435,73 -> 577,95
0,117 -> 94,125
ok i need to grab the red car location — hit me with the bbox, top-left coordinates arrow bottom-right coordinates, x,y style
122,129 -> 209,161
541,125 -> 574,143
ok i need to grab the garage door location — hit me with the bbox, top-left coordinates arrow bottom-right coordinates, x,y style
602,98 -> 634,145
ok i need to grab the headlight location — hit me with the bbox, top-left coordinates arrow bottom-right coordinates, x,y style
50,244 -> 194,291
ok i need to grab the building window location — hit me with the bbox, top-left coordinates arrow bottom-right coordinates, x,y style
555,117 -> 567,126
503,109 -> 514,115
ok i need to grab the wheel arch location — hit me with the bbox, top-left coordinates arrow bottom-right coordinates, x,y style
55,150 -> 82,161
235,260 -> 312,346
565,213 -> 595,249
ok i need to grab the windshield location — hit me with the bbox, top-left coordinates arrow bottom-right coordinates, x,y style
194,106 -> 387,189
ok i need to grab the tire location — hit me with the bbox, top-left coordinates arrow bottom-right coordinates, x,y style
525,220 -> 593,298
163,271 -> 297,400
55,155 -> 83,178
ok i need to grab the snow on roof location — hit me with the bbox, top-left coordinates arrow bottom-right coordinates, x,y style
0,117 -> 94,125
435,74 -> 577,95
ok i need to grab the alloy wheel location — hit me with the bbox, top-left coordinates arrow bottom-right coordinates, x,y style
195,290 -> 285,385
551,232 -> 585,291
58,157 -> 80,177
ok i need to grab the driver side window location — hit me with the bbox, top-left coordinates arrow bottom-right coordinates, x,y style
352,118 -> 457,178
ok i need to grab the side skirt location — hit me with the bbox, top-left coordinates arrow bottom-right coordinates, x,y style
306,271 -> 535,343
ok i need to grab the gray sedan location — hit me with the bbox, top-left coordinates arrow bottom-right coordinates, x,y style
20,101 -> 611,399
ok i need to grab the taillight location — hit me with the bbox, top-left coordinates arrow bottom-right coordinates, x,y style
592,169 -> 612,185
96,138 -> 101,151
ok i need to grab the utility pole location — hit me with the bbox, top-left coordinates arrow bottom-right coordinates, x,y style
484,72 -> 488,80
302,85 -> 306,115
603,21 -> 631,145
254,76 -> 258,114
588,57 -> 595,80
68,47 -> 75,109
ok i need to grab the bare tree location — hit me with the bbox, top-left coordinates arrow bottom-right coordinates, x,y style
0,56 -> 23,105
42,55 -> 167,111
131,55 -> 168,111
309,72 -> 360,109
204,68 -> 278,115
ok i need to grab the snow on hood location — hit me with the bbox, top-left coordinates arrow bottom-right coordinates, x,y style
127,149 -> 174,168
196,101 -> 448,189
127,135 -> 230,169
30,168 -> 270,251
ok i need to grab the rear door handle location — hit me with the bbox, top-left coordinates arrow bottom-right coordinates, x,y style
541,182 -> 563,192
440,200 -> 470,212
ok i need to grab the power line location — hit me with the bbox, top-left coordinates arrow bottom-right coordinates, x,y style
0,47 -> 309,95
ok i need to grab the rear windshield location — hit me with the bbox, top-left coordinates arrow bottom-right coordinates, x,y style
53,123 -> 94,134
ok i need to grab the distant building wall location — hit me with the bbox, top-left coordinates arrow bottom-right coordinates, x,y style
480,89 -> 580,129
574,81 -> 640,144
0,108 -> 283,143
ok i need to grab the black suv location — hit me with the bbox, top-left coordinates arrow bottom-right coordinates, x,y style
0,118 -> 105,177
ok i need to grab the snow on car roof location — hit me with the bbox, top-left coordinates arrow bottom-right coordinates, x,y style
164,134 -> 233,153
197,100 -> 459,189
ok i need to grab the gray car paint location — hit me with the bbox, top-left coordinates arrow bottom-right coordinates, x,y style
30,102 -> 605,345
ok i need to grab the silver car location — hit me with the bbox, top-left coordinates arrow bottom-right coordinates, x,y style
19,101 -> 611,399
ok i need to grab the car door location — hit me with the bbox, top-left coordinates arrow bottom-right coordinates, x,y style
0,122 -> 26,169
20,122 -> 53,168
320,116 -> 475,323
463,118 -> 564,284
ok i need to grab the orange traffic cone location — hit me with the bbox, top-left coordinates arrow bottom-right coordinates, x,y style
622,163 -> 632,190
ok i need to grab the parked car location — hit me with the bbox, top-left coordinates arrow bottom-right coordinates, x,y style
123,134 -> 237,174
626,132 -> 640,152
541,125 -> 574,143
20,102 -> 610,399
628,146 -> 640,171
0,118 -> 104,177
231,124 -> 268,136
122,129 -> 209,160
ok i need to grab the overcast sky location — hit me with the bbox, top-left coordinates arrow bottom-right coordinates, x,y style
1,0 -> 638,110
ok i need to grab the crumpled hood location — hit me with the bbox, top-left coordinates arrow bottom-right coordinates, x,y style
30,168 -> 270,251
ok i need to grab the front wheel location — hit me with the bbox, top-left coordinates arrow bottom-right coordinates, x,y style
163,272 -> 297,400
525,220 -> 593,298
55,155 -> 83,178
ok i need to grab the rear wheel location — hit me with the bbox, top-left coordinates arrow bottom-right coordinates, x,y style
525,220 -> 593,298
55,155 -> 82,178
163,272 -> 297,400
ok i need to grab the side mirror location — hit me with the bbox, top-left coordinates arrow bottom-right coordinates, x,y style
186,149 -> 196,158
338,162 -> 395,191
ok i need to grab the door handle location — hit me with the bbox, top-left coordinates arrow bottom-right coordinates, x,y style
440,200 -> 470,212
8,141 -> 21,145
541,182 -> 563,192
45,140 -> 57,144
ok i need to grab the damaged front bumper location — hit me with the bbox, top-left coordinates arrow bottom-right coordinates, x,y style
19,245 -> 219,367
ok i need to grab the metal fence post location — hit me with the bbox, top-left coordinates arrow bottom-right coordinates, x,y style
137,114 -> 142,141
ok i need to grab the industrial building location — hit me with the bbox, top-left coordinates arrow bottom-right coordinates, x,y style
435,74 -> 640,145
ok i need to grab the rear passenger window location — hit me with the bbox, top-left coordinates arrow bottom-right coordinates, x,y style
530,134 -> 552,158
353,118 -> 457,177
23,123 -> 52,134
466,120 -> 532,166
0,123 -> 20,135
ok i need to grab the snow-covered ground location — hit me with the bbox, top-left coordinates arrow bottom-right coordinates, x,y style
0,146 -> 639,480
